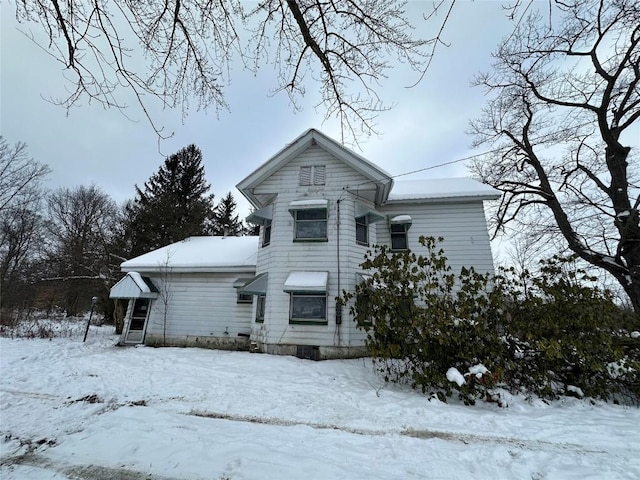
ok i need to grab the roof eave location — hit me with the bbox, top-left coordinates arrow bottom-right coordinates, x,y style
121,265 -> 257,274
236,129 -> 394,208
384,194 -> 501,205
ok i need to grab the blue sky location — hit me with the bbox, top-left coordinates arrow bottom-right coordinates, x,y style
1,1 -> 517,217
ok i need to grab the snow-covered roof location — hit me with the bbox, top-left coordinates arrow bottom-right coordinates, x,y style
387,178 -> 501,203
110,272 -> 159,299
121,236 -> 259,273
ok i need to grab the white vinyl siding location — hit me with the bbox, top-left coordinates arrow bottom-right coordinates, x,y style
251,145 -> 374,347
141,272 -> 253,340
376,202 -> 496,276
299,165 -> 326,186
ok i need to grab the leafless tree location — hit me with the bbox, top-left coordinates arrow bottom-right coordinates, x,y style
470,0 -> 640,311
0,138 -> 49,308
14,0 -> 457,142
0,137 -> 50,214
44,185 -> 119,315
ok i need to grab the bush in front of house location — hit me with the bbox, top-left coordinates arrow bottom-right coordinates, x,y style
342,237 -> 640,404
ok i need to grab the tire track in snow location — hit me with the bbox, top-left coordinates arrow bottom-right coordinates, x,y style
188,409 -> 613,456
1,454 -> 186,480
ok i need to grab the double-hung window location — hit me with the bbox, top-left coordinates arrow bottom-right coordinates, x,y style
355,202 -> 384,246
246,205 -> 273,248
355,216 -> 368,245
389,215 -> 412,251
262,220 -> 272,247
255,295 -> 266,323
290,199 -> 328,241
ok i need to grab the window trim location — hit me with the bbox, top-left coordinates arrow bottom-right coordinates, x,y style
237,291 -> 253,304
255,294 -> 266,323
355,215 -> 368,245
289,292 -> 328,325
389,216 -> 412,251
262,219 -> 272,247
293,207 -> 328,242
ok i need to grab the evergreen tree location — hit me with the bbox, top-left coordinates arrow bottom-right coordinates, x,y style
126,145 -> 216,256
212,192 -> 243,236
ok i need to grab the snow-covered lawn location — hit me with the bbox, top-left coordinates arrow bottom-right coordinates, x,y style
1,326 -> 639,479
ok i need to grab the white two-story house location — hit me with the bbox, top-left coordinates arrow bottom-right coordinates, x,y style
110,129 -> 500,359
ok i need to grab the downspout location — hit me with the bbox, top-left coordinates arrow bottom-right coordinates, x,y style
335,199 -> 342,343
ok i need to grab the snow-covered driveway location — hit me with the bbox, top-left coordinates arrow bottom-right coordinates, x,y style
1,329 -> 639,479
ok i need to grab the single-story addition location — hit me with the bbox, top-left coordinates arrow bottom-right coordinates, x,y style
110,129 -> 500,358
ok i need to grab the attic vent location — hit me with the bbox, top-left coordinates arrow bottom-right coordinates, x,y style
296,345 -> 320,361
300,165 -> 326,186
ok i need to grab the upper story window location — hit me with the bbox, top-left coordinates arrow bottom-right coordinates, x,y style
299,165 -> 326,186
355,216 -> 368,245
262,220 -> 272,247
295,209 -> 327,240
246,204 -> 273,248
355,202 -> 384,247
289,199 -> 328,242
389,215 -> 412,251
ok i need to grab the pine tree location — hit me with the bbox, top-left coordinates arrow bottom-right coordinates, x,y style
125,145 -> 216,256
213,192 -> 243,236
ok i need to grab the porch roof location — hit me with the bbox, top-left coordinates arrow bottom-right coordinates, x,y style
110,272 -> 159,299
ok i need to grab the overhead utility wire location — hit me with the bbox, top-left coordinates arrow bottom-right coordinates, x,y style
352,119 -> 598,187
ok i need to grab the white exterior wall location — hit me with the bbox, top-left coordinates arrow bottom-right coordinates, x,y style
376,201 -> 496,276
142,272 -> 254,347
251,145 -> 374,352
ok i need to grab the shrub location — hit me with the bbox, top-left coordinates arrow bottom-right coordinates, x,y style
342,237 -> 640,404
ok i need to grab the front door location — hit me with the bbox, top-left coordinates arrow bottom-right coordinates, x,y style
124,298 -> 151,344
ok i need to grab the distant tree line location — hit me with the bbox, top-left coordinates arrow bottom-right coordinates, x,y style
0,138 -> 249,320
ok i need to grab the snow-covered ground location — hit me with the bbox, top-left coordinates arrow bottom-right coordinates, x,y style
1,326 -> 639,479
